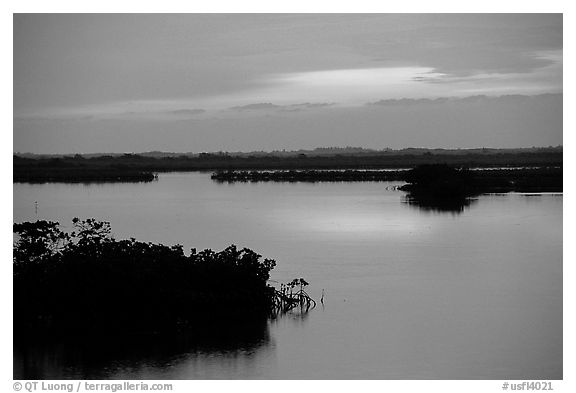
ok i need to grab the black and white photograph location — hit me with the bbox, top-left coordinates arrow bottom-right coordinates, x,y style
9,7 -> 569,386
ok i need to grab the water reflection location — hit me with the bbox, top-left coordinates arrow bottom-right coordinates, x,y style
272,306 -> 312,324
12,174 -> 563,379
14,319 -> 272,379
403,194 -> 478,214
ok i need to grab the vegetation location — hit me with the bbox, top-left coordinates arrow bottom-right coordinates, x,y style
398,164 -> 562,213
399,165 -> 562,195
14,156 -> 157,183
211,166 -> 562,193
272,278 -> 316,313
398,165 -> 477,213
400,165 -> 475,197
13,219 -> 312,336
211,169 -> 405,182
14,148 -> 562,183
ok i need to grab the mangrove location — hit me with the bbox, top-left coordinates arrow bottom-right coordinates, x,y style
210,166 -> 562,193
211,169 -> 406,182
13,218 -> 314,336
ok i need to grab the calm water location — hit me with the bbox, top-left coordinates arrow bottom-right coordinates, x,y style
13,173 -> 562,379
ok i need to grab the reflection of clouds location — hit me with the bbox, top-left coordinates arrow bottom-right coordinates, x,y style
305,213 -> 418,234
271,203 -> 428,239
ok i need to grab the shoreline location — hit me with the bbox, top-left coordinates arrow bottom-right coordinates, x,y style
14,149 -> 562,183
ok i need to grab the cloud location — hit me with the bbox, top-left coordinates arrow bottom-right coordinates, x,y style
281,103 -> 335,112
229,102 -> 335,113
14,93 -> 562,154
211,57 -> 561,109
368,97 -> 451,106
230,103 -> 280,111
165,109 -> 206,116
15,14 -> 562,121
367,93 -> 560,107
408,50 -> 562,95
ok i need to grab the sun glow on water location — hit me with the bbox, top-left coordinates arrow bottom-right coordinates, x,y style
270,202 -> 429,240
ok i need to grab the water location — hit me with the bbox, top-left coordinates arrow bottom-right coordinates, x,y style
13,173 -> 562,379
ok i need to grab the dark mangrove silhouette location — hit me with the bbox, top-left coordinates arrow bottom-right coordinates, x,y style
399,164 -> 562,193
210,165 -> 561,190
399,165 -> 478,213
398,164 -> 562,213
212,164 -> 560,215
211,169 -> 406,183
13,219 -> 314,338
14,156 -> 158,183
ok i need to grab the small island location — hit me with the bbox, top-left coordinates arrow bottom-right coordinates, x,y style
13,218 -> 314,337
211,165 -> 562,192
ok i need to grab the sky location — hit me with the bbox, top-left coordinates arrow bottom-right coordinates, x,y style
13,14 -> 563,154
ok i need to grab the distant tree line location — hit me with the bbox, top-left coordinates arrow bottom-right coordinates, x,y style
14,149 -> 562,183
